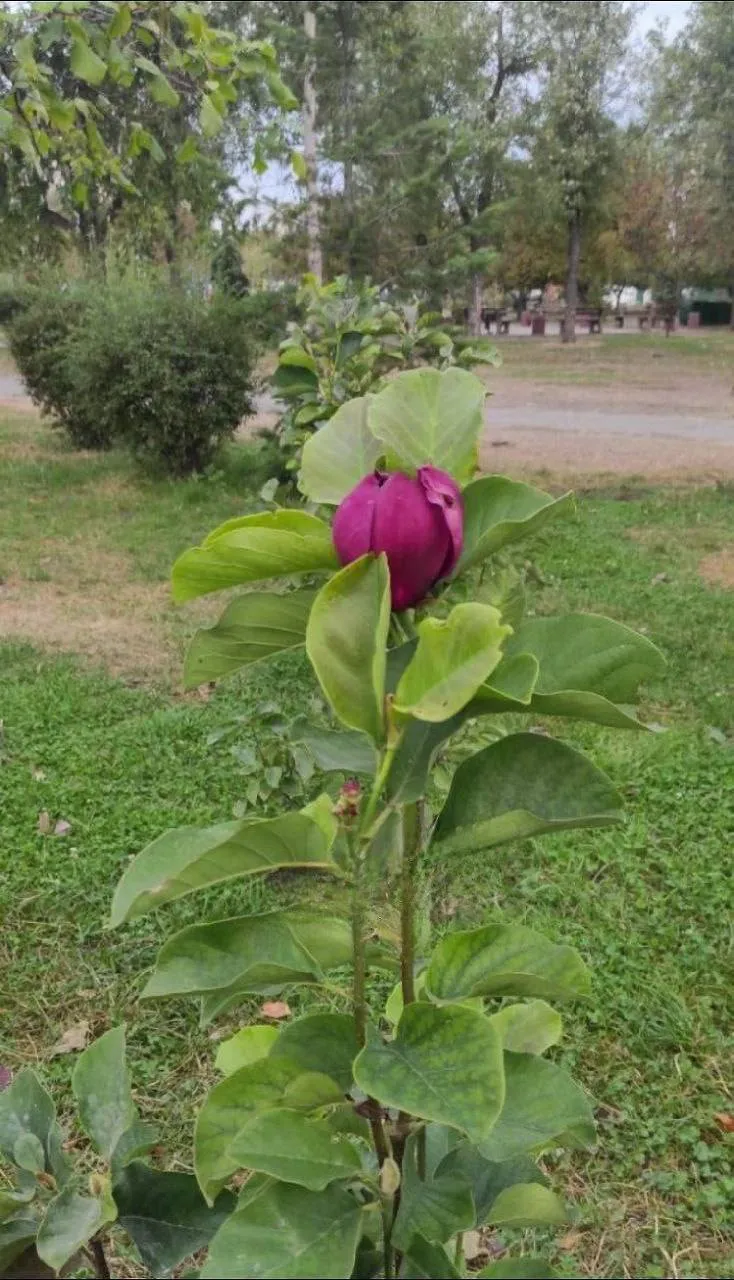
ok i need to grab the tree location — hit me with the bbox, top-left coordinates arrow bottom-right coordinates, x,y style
535,1 -> 632,342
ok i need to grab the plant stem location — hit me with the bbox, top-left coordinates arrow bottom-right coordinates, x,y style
359,738 -> 400,838
90,1237 -> 111,1280
400,801 -> 422,1006
351,845 -> 368,1049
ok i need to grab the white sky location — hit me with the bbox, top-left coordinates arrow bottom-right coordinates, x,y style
637,0 -> 692,38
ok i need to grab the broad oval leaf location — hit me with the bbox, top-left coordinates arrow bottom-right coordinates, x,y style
458,477 -> 573,572
269,1013 -> 357,1093
215,1026 -> 279,1077
426,924 -> 590,1003
392,1133 -> 475,1250
271,361 -> 319,399
395,604 -> 511,722
436,1145 -> 547,1225
109,799 -> 338,927
306,554 -> 390,742
113,1163 -> 234,1277
195,1060 -> 342,1203
479,1052 -> 596,1162
0,1070 -> 55,1171
184,590 -> 314,688
201,1181 -> 363,1280
489,1001 -> 563,1055
432,733 -> 622,855
69,38 -> 107,86
172,511 -> 337,603
290,718 -> 377,775
486,1182 -> 567,1228
227,1108 -> 361,1190
142,910 -> 353,1001
368,367 -> 485,483
0,1219 -> 38,1274
354,1004 -> 504,1144
36,1187 -> 115,1273
299,396 -> 383,504
72,1027 -> 137,1163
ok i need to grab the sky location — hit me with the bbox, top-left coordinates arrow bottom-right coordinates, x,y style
637,1 -> 692,38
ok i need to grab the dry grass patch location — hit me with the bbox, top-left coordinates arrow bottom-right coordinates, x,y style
699,548 -> 734,589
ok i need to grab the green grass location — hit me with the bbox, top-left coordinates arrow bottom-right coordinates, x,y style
1,418 -> 733,1277
494,329 -> 734,385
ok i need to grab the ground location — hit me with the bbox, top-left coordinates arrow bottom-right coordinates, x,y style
1,335 -> 733,1279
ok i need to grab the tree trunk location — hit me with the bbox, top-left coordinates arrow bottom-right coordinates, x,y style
562,213 -> 581,344
303,7 -> 322,283
469,270 -> 484,336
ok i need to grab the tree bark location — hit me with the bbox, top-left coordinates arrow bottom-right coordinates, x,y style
562,213 -> 581,344
469,267 -> 484,336
303,6 -> 323,283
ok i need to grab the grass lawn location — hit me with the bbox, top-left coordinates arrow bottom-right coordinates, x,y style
493,329 -> 734,386
1,413 -> 733,1278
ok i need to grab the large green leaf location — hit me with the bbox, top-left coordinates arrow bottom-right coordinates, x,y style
0,1070 -> 55,1170
299,396 -> 382,504
0,1220 -> 41,1274
489,1001 -> 563,1055
69,38 -> 107,86
215,1026 -> 280,1077
306,554 -> 390,742
172,511 -> 338,603
143,910 -> 353,1001
290,718 -> 377,775
201,1181 -> 362,1279
436,1146 -> 547,1224
473,613 -> 665,729
403,1235 -> 461,1279
354,1004 -> 504,1144
269,1014 -> 357,1093
394,604 -> 510,722
0,1187 -> 35,1225
487,1183 -> 567,1227
109,798 -> 338,927
479,1053 -> 596,1162
227,1108 -> 362,1190
36,1186 -> 115,1272
271,362 -> 319,399
72,1027 -> 141,1163
426,924 -> 590,1003
432,733 -> 622,855
367,367 -> 484,482
195,1059 -> 342,1202
458,477 -> 573,571
184,590 -> 314,688
114,1162 -> 235,1277
392,1134 -> 475,1250
386,712 -> 466,804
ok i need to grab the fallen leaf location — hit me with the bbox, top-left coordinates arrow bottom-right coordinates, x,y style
707,726 -> 729,747
32,767 -> 46,781
0,1066 -> 11,1091
463,1231 -> 484,1262
651,572 -> 670,585
49,1021 -> 90,1057
559,1231 -> 584,1250
714,1112 -> 734,1133
37,810 -> 52,835
196,682 -> 215,702
54,819 -> 72,837
260,1001 -> 291,1021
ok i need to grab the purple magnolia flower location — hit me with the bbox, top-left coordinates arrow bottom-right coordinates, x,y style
333,466 -> 463,611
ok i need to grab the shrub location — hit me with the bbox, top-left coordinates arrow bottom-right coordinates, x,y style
6,281 -> 111,448
236,285 -> 301,348
66,285 -> 257,475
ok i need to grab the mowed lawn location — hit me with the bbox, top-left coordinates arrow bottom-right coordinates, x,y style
1,411 -> 733,1279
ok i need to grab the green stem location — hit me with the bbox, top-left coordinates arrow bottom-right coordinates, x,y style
359,737 -> 400,839
400,802 -> 422,1006
454,1232 -> 464,1270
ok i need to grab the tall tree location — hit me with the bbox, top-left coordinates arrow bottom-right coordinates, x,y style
536,1 -> 632,342
302,4 -> 322,280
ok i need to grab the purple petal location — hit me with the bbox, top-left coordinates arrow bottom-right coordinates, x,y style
373,473 -> 449,610
419,466 -> 463,576
332,473 -> 383,566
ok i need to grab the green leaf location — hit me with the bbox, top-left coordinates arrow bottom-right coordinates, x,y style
392,1134 -> 475,1250
148,71 -> 180,107
395,603 -> 511,722
432,733 -> 623,855
215,1026 -> 279,1076
299,397 -> 382,504
37,1186 -> 115,1272
291,149 -> 308,181
271,363 -> 319,398
487,1182 -> 567,1227
278,346 -> 318,374
426,924 -> 590,1003
0,1070 -> 55,1170
200,92 -> 223,136
387,713 -> 466,804
109,800 -> 338,927
107,2 -> 132,37
480,1052 -> 595,1162
0,1186 -> 35,1224
69,38 -> 107,86
458,478 -> 573,571
290,719 -> 377,775
72,1026 -> 136,1162
183,590 -> 314,688
403,1235 -> 461,1279
499,613 -> 666,729
477,1260 -> 556,1279
227,1108 -> 361,1190
306,555 -> 390,742
201,1181 -> 362,1279
13,1133 -> 45,1173
368,368 -> 484,482
354,1004 -> 504,1144
114,1162 -> 235,1276
269,1013 -> 357,1093
436,1145 -> 547,1224
142,910 -> 352,1001
0,1220 -> 39,1273
172,511 -> 337,603
489,1001 -> 563,1055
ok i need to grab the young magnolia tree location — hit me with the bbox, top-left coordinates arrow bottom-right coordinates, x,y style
0,369 -> 663,1278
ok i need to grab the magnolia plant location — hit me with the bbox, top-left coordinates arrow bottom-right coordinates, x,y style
103,367 -> 662,1279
